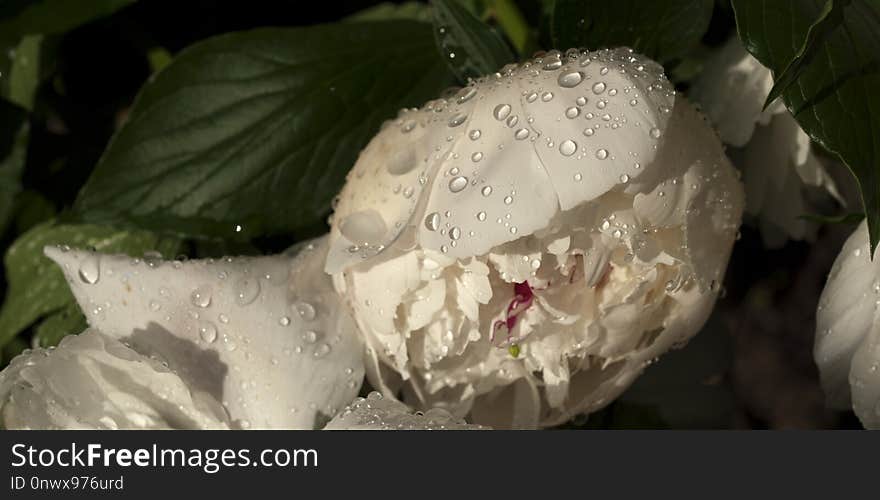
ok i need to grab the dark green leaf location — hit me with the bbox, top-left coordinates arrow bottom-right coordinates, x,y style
732,0 -> 880,252
0,0 -> 134,38
0,221 -> 181,351
431,0 -> 516,81
345,1 -> 433,23
764,0 -> 847,108
74,22 -> 455,240
551,0 -> 714,63
798,212 -> 865,225
33,302 -> 86,348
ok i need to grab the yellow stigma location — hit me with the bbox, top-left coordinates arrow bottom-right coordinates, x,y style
508,344 -> 521,358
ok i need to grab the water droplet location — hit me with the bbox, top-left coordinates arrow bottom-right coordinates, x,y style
449,176 -> 468,193
386,148 -> 417,175
234,277 -> 261,306
471,152 -> 483,162
425,212 -> 441,231
619,174 -> 630,183
576,96 -> 588,106
559,140 -> 577,156
78,255 -> 100,285
191,286 -> 212,308
503,195 -> 513,205
557,70 -> 584,88
583,127 -> 595,137
542,57 -> 563,70
450,227 -> 461,240
477,211 -> 487,221
541,92 -> 554,102
526,92 -> 538,103
514,128 -> 529,140
574,173 -> 583,181
481,186 -> 493,197
149,300 -> 161,312
279,316 -> 290,326
469,129 -> 481,140
650,127 -> 662,139
565,107 -> 580,119
448,112 -> 467,127
506,115 -> 519,127
295,302 -> 316,321
592,82 -> 606,94
493,104 -> 511,120
340,210 -> 387,245
199,321 -> 218,343
595,149 -> 608,160
313,343 -> 331,358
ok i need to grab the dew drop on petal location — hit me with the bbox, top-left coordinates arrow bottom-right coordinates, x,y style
191,286 -> 212,308
449,176 -> 469,193
595,148 -> 609,160
559,140 -> 577,156
199,321 -> 218,343
425,212 -> 441,231
234,276 -> 261,306
557,70 -> 584,88
493,104 -> 511,120
78,255 -> 100,285
592,82 -> 606,94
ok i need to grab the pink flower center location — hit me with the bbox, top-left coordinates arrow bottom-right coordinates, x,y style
491,281 -> 535,347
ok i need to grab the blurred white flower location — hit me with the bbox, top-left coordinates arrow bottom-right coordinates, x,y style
327,48 -> 744,428
691,38 -> 841,247
0,238 -> 369,429
814,220 -> 880,428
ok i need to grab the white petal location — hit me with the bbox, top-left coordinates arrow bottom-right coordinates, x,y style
814,220 -> 880,412
44,237 -> 364,429
849,319 -> 880,428
328,48 -> 676,270
689,38 -> 774,147
0,329 -> 229,429
323,392 -> 487,430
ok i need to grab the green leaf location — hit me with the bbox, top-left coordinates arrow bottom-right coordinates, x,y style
33,302 -> 86,348
431,0 -> 516,81
6,34 -> 42,110
344,1 -> 433,23
551,0 -> 714,63
764,0 -> 847,108
732,0 -> 880,252
74,22 -> 455,240
798,212 -> 865,225
0,0 -> 134,38
0,221 -> 181,351
0,0 -> 134,112
0,98 -> 29,237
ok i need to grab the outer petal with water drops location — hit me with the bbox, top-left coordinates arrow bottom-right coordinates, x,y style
0,328 -> 230,429
815,221 -> 880,428
690,38 -> 841,248
328,48 -> 745,428
8,236 -> 366,429
325,392 -> 487,430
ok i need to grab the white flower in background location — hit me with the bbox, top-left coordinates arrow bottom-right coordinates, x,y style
691,38 -> 841,248
327,48 -> 745,428
814,221 -> 880,428
0,238 -> 479,430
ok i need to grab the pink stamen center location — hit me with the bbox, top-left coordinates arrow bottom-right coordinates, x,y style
492,281 -> 535,346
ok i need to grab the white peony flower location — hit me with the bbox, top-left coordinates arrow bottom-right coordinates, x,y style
814,221 -> 880,428
326,48 -> 745,428
691,38 -> 841,248
0,237 -> 484,430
